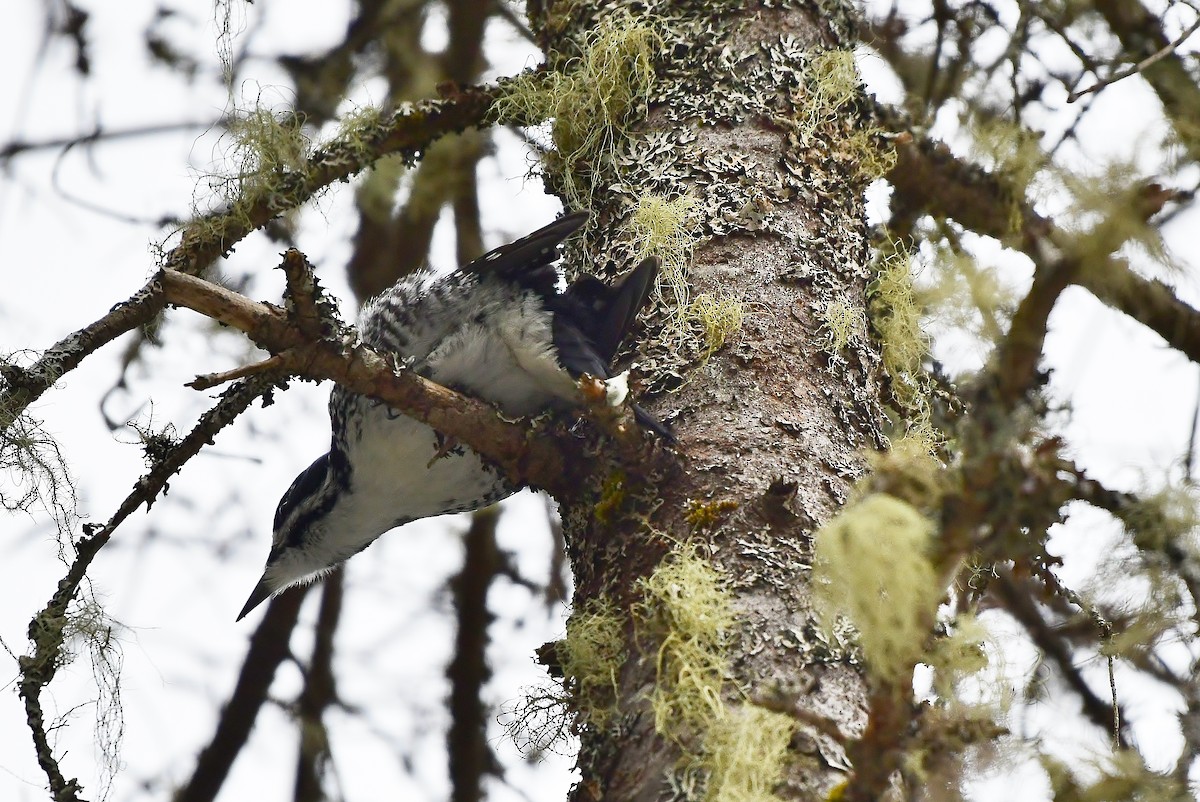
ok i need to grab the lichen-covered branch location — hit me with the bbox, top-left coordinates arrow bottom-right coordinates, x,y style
0,277 -> 166,434
159,78 -> 539,279
20,373 -> 280,802
885,122 -> 1200,366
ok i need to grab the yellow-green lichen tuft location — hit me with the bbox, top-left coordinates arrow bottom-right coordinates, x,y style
630,193 -> 700,310
628,194 -> 743,357
560,597 -> 626,728
869,239 -> 929,415
636,545 -> 734,734
1041,750 -> 1184,801
637,547 -> 798,799
704,704 -> 797,802
1122,486 -> 1199,553
799,50 -> 858,136
491,10 -> 660,207
920,242 -> 1015,347
862,432 -> 945,513
925,614 -> 992,699
820,298 -> 864,353
842,126 -> 898,182
969,115 -> 1045,235
813,494 -> 941,684
219,106 -> 311,205
687,294 -> 744,358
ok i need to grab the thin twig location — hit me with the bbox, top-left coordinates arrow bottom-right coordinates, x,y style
187,354 -> 289,390
1068,14 -> 1200,102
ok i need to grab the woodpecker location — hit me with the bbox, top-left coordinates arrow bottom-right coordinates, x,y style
237,212 -> 667,620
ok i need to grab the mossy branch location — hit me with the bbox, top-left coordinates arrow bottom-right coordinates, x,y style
162,76 -> 546,279
884,119 -> 1200,367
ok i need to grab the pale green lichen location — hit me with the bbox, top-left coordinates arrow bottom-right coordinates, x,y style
869,239 -> 930,416
630,193 -> 700,312
688,294 -> 744,358
1041,750 -> 1183,801
813,493 -> 941,684
968,115 -> 1045,235
704,704 -> 797,802
636,545 -> 734,733
1122,486 -> 1200,554
925,614 -> 992,700
862,432 -> 946,513
628,194 -> 744,358
797,50 -> 858,138
635,546 -> 796,801
638,545 -> 796,802
560,597 -> 626,727
821,298 -> 864,353
920,242 -> 1015,347
491,9 -> 660,207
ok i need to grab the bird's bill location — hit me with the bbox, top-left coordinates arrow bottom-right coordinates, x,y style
236,575 -> 274,621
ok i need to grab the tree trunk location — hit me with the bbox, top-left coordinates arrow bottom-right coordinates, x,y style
536,2 -> 885,799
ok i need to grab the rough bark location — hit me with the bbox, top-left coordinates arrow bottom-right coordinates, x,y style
540,2 -> 882,799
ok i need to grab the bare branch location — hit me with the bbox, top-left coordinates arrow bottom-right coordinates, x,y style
1092,0 -> 1200,160
176,589 -> 309,802
1068,13 -> 1200,102
294,571 -> 343,802
447,507 -> 503,802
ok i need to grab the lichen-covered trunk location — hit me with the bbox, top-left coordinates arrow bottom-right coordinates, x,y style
532,1 -> 884,800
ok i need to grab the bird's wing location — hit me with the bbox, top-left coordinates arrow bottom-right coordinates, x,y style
460,211 -> 589,285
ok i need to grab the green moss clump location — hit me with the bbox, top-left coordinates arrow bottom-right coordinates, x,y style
594,470 -> 628,524
812,494 -> 941,684
684,498 -> 740,530
560,598 -> 626,727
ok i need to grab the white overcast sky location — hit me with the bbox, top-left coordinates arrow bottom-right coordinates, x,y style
2,1 -> 1199,800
